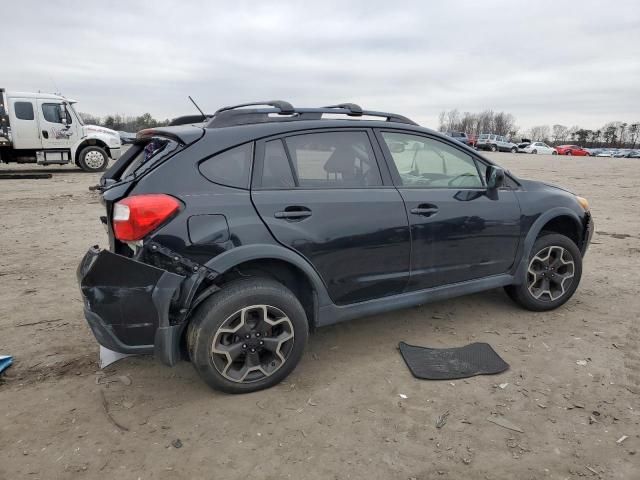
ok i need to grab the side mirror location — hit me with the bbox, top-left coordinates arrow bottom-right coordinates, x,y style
486,165 -> 505,189
59,104 -> 69,126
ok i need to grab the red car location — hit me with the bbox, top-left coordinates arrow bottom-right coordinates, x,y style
555,145 -> 590,156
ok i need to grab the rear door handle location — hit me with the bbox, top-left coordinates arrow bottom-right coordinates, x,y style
410,204 -> 439,217
274,206 -> 312,220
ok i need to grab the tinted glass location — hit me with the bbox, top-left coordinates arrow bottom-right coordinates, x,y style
262,139 -> 295,188
199,143 -> 253,189
42,103 -> 62,123
14,101 -> 34,120
284,131 -> 381,188
382,132 -> 484,188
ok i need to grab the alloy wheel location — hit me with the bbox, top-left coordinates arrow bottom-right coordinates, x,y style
211,305 -> 295,383
527,246 -> 575,301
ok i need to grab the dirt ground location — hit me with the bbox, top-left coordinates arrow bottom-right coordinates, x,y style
0,153 -> 638,480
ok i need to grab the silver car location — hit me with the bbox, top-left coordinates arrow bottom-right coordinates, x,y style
476,133 -> 518,153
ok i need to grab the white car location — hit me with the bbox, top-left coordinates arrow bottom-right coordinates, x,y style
596,150 -> 616,157
522,142 -> 557,155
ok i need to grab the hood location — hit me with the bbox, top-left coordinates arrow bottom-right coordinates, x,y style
519,178 -> 576,195
84,124 -> 120,137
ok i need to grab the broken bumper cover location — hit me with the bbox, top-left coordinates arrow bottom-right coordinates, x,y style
77,247 -> 185,365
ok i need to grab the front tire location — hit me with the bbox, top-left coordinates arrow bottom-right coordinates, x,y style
505,233 -> 582,311
78,146 -> 109,172
187,277 -> 309,394
566,151 -> 573,156
510,147 -> 517,153
532,149 -> 538,154
552,151 -> 558,155
490,144 -> 498,152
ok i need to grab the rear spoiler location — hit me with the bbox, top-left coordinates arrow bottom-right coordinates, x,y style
136,126 -> 205,145
94,126 -> 205,190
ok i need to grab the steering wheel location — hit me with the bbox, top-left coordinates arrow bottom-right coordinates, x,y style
447,173 -> 477,187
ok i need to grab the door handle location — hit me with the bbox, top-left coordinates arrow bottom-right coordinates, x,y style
274,206 -> 312,220
42,130 -> 49,139
410,204 -> 439,216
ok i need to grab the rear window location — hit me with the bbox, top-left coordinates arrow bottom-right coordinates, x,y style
14,101 -> 34,120
120,137 -> 181,179
479,134 -> 489,139
199,143 -> 253,189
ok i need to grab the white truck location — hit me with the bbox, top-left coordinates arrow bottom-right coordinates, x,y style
0,89 -> 121,171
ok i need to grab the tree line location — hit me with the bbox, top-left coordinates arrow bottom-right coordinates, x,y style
438,109 -> 640,148
78,112 -> 170,132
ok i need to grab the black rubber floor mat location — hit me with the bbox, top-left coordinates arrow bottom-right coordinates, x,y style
399,341 -> 509,380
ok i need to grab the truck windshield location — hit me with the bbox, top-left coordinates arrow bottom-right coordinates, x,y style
69,103 -> 84,126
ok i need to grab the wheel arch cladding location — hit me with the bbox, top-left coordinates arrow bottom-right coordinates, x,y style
217,258 -> 318,333
202,244 -> 332,328
514,208 -> 583,283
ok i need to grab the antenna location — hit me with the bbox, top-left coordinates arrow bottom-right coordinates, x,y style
188,96 -> 206,121
50,76 -> 61,96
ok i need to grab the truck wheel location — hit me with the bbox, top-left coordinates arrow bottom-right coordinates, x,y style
187,277 -> 309,394
78,146 -> 108,172
505,233 -> 582,312
490,144 -> 498,152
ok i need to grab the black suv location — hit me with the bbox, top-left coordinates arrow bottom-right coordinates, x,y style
78,101 -> 593,393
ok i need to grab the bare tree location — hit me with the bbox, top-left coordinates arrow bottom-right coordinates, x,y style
529,125 -> 550,141
552,124 -> 568,143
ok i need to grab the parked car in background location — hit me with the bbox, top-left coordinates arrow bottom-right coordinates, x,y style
517,141 -> 531,153
627,150 -> 640,158
585,148 -> 604,156
613,150 -> 630,158
476,133 -> 518,153
555,145 -> 590,156
445,131 -> 473,147
596,150 -> 616,157
77,100 -> 593,393
521,142 -> 557,155
118,131 -> 136,145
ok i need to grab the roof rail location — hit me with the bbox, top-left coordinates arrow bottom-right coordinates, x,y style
214,100 -> 295,116
206,101 -> 418,128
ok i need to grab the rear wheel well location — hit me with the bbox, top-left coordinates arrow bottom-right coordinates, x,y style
538,215 -> 581,248
75,139 -> 110,163
214,258 -> 317,332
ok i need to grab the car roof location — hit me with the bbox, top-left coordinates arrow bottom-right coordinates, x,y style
5,91 -> 78,103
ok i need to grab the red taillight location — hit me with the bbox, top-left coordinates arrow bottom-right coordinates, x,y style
112,194 -> 180,242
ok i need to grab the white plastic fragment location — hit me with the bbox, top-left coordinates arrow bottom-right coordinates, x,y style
398,394 -> 408,399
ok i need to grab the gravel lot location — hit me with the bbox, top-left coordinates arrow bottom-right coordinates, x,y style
1,153 -> 638,479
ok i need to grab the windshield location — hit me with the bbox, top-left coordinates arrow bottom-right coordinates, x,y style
479,134 -> 489,139
69,103 -> 84,126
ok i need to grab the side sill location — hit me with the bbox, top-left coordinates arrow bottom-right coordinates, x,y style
316,274 -> 513,327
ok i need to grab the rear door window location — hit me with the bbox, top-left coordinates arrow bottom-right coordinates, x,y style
199,142 -> 253,189
282,131 -> 382,188
260,131 -> 384,189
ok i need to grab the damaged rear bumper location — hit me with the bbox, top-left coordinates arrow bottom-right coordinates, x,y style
77,246 -> 196,366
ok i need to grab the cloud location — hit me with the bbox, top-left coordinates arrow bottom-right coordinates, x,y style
1,0 -> 638,130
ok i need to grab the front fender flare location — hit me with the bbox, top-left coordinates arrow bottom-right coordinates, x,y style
513,207 -> 582,283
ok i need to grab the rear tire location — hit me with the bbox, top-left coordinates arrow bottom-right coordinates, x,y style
566,151 -> 572,156
510,147 -> 517,153
490,144 -> 498,152
532,149 -> 538,154
552,151 -> 558,155
78,146 -> 109,172
505,233 -> 582,312
187,277 -> 308,394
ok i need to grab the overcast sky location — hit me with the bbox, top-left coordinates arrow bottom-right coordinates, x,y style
2,0 -> 639,130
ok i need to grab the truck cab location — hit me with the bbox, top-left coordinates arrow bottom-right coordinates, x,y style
0,89 -> 121,171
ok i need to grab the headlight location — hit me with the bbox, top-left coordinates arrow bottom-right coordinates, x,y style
576,196 -> 589,211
